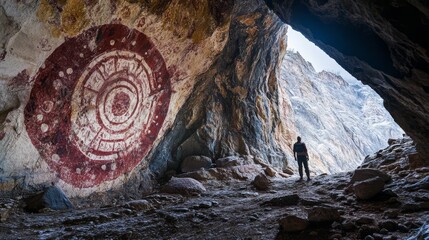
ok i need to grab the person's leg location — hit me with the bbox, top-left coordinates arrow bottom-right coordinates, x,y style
303,160 -> 310,180
298,159 -> 303,180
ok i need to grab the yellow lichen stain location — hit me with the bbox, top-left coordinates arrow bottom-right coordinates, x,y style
161,0 -> 217,43
61,0 -> 89,36
37,0 -> 55,22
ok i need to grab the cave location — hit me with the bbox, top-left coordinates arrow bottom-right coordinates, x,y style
0,0 -> 428,239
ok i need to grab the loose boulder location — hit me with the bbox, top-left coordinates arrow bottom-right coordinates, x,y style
252,173 -> 271,191
353,176 -> 385,200
279,215 -> 309,232
180,156 -> 212,173
215,156 -> 253,168
161,177 -> 206,196
350,168 -> 391,184
24,186 -> 74,212
262,194 -> 300,207
307,206 -> 341,223
123,200 -> 152,211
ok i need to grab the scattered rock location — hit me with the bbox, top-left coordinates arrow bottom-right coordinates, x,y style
261,194 -> 300,207
405,175 -> 429,191
252,173 -> 271,191
358,225 -> 379,239
383,210 -> 399,219
279,215 -> 309,232
161,177 -> 206,196
356,217 -> 375,225
123,200 -> 152,211
215,156 -> 253,168
387,139 -> 397,145
378,220 -> 398,231
351,169 -> 391,184
353,177 -> 385,200
397,223 -> 409,233
0,208 -> 10,222
24,186 -> 74,212
341,220 -> 356,231
264,167 -> 277,177
282,167 -> 294,175
180,156 -> 212,173
307,206 -> 341,223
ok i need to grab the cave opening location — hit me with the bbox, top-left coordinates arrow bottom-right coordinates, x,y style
281,26 -> 404,175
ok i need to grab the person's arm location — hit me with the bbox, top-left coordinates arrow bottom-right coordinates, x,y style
293,144 -> 297,161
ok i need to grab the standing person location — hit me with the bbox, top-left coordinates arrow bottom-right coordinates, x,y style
293,136 -> 310,181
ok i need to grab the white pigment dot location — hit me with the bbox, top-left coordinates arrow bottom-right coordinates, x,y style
79,53 -> 84,58
76,168 -> 81,174
110,40 -> 115,46
40,123 -> 49,133
157,84 -> 161,89
83,45 -> 87,49
58,71 -> 64,77
155,115 -> 159,119
37,114 -> 43,121
52,154 -> 60,162
111,163 -> 117,171
91,175 -> 96,180
147,130 -> 151,134
101,165 -> 107,170
121,37 -> 126,42
144,52 -> 147,55
132,41 -> 136,46
66,68 -> 73,75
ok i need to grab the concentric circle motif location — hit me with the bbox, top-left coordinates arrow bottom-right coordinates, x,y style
24,24 -> 171,188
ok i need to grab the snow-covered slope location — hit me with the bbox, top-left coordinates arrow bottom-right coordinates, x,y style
280,51 -> 403,174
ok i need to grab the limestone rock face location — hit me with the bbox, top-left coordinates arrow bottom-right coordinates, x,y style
0,0 -> 288,196
265,0 -> 429,160
280,51 -> 403,174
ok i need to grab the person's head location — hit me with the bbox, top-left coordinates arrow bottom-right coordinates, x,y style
297,136 -> 301,142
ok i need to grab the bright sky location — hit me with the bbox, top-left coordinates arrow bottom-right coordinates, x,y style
286,26 -> 357,83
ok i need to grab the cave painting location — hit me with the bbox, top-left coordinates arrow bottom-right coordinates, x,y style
24,24 -> 171,188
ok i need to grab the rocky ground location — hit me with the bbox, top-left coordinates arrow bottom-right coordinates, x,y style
0,137 -> 428,240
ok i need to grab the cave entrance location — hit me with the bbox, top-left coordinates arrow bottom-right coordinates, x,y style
281,26 -> 403,175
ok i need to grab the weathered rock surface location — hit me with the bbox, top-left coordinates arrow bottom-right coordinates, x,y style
279,215 -> 309,232
24,186 -> 73,212
353,176 -> 385,200
180,156 -> 212,173
178,164 -> 264,182
251,173 -> 271,191
123,200 -> 151,211
161,177 -> 206,196
351,169 -> 391,184
307,206 -> 341,223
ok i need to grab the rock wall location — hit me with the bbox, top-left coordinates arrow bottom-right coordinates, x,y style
280,51 -> 403,174
0,0 -> 290,196
265,0 -> 429,160
0,0 -> 233,195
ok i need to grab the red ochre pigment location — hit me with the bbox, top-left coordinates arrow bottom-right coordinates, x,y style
24,24 -> 171,188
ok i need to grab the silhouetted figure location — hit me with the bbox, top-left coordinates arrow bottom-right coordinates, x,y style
293,136 -> 310,181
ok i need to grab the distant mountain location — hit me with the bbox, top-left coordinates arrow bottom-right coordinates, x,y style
279,51 -> 403,174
